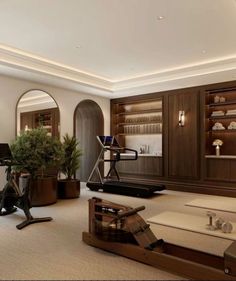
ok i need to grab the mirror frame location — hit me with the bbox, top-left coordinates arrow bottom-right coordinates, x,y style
15,89 -> 60,137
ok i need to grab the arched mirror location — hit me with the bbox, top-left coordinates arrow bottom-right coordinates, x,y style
16,90 -> 60,137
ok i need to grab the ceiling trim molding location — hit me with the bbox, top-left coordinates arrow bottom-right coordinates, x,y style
0,44 -> 113,91
114,56 -> 236,91
0,44 -> 235,97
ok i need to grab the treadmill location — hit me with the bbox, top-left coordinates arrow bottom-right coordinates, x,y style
86,136 -> 165,198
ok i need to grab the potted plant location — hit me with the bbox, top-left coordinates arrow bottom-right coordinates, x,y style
58,134 -> 82,199
11,127 -> 63,206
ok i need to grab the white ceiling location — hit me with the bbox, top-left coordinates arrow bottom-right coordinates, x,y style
0,0 -> 236,98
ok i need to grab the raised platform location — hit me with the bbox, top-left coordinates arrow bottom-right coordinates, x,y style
148,211 -> 236,240
148,211 -> 235,256
185,197 -> 236,214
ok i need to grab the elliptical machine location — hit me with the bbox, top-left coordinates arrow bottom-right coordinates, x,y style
0,143 -> 52,229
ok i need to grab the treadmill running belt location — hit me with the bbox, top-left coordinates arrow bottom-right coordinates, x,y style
103,181 -> 164,198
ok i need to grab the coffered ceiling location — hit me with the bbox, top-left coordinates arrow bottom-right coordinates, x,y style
0,0 -> 236,97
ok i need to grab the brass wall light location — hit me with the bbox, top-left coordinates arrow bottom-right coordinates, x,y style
178,110 -> 185,127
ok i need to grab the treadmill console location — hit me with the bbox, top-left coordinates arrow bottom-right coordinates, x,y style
97,136 -> 120,148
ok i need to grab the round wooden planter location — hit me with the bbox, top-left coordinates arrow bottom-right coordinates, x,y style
30,177 -> 57,207
57,179 -> 80,199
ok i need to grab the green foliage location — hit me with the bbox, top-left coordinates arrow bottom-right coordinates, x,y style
11,127 -> 63,179
60,134 -> 82,180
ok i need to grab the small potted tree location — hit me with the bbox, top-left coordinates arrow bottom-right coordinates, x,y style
58,134 -> 82,199
11,127 -> 63,206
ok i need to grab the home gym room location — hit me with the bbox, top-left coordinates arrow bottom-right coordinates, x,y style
0,0 -> 236,280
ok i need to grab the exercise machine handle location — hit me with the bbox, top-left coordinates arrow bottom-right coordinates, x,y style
117,205 -> 145,219
106,147 -> 138,161
109,205 -> 145,224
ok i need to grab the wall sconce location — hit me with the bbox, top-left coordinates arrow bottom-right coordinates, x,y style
178,110 -> 185,127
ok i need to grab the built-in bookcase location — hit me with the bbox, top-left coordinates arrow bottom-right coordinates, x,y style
20,108 -> 59,137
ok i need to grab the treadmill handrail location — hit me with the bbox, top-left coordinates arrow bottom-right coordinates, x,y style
106,147 -> 138,161
87,136 -> 138,185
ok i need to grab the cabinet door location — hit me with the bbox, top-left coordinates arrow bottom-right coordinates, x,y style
206,158 -> 236,182
117,156 -> 162,177
168,91 -> 199,179
206,158 -> 230,181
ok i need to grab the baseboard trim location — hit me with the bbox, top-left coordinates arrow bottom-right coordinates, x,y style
117,175 -> 236,197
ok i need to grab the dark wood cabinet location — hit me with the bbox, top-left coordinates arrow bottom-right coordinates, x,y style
116,156 -> 163,179
20,108 -> 59,137
168,90 -> 200,179
206,157 -> 236,182
205,158 -> 230,181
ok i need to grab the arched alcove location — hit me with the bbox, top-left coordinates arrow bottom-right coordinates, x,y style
74,100 -> 104,182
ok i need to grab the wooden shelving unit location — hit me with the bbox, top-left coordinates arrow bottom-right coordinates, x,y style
109,80 -> 236,197
205,87 -> 236,182
205,87 -> 236,156
112,99 -> 163,139
209,115 -> 236,120
207,130 -> 236,133
111,97 -> 163,180
208,100 -> 236,107
117,108 -> 162,115
20,107 -> 59,137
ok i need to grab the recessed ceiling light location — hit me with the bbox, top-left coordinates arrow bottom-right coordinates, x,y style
201,49 -> 207,54
75,45 -> 81,49
157,16 -> 164,20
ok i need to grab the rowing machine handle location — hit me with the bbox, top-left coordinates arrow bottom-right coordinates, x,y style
116,205 -> 145,220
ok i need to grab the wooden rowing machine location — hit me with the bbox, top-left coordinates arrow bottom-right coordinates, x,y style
82,197 -> 236,280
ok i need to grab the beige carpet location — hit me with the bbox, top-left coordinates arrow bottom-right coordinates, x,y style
185,197 -> 236,213
0,185 -> 234,280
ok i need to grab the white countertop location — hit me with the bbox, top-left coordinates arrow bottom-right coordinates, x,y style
119,153 -> 162,157
205,155 -> 236,159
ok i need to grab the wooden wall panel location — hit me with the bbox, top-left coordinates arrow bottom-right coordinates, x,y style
168,91 -> 199,179
111,80 -> 236,197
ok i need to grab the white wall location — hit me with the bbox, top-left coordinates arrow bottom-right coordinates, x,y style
0,74 -> 110,187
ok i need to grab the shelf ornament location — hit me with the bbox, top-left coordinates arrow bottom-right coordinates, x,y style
212,139 -> 223,156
